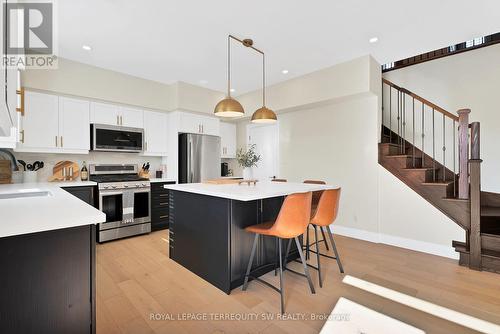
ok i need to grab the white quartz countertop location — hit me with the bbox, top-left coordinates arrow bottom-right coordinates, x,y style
0,182 -> 105,238
164,182 -> 338,201
39,180 -> 97,187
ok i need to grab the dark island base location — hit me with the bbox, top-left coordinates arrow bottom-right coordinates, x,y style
169,191 -> 302,294
0,225 -> 96,334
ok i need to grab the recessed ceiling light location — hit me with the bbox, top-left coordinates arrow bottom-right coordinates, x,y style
369,37 -> 379,44
230,88 -> 235,93
82,45 -> 92,51
281,69 -> 289,74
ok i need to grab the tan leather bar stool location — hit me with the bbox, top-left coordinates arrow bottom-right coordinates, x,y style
242,192 -> 315,314
289,188 -> 344,288
303,180 -> 329,258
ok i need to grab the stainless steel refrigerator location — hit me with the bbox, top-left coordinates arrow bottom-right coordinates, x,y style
178,133 -> 221,183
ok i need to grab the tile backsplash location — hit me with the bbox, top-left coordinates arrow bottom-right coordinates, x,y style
13,151 -> 164,182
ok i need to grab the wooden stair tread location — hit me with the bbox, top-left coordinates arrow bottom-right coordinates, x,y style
421,181 -> 455,186
453,241 -> 500,259
385,154 -> 419,158
481,206 -> 500,217
442,197 -> 468,202
402,167 -> 437,171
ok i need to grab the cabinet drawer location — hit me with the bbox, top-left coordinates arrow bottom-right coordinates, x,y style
152,199 -> 169,209
152,207 -> 169,218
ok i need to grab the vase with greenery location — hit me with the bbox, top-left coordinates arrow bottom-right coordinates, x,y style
236,144 -> 260,180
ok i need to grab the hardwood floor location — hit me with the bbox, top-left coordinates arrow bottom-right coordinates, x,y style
96,230 -> 500,334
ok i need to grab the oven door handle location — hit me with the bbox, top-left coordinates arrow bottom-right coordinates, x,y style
99,191 -> 123,197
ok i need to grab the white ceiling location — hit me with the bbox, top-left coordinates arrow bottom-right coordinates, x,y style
58,0 -> 500,94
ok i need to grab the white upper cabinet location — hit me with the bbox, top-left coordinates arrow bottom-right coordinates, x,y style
90,102 -> 120,126
17,92 -> 90,154
58,97 -> 90,151
177,112 -> 219,136
120,106 -> 144,128
220,122 -> 236,158
143,110 -> 168,156
90,102 -> 143,128
18,91 -> 59,151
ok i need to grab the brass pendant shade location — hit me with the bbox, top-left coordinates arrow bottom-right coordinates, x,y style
214,97 -> 244,117
215,35 -> 277,123
251,106 -> 277,123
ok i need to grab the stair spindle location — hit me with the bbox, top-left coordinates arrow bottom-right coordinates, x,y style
402,93 -> 406,155
412,97 -> 415,168
421,103 -> 425,166
389,86 -> 392,143
432,108 -> 436,182
443,114 -> 446,182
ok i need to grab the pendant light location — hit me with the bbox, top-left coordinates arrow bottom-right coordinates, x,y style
214,35 -> 277,123
214,36 -> 244,118
250,42 -> 277,123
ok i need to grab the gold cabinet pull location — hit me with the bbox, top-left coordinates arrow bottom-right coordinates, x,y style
20,130 -> 25,143
61,136 -> 63,147
55,135 -> 58,147
16,87 -> 25,116
117,115 -> 119,125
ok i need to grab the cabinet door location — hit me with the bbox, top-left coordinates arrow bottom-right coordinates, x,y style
120,106 -> 144,128
59,97 -> 90,151
90,102 -> 120,126
179,113 -> 201,134
18,91 -> 59,150
201,116 -> 220,136
220,122 -> 236,158
144,110 -> 168,155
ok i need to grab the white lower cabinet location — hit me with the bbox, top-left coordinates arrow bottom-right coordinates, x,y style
16,91 -> 90,154
143,110 -> 168,156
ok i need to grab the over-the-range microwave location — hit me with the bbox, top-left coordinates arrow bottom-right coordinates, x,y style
90,124 -> 144,153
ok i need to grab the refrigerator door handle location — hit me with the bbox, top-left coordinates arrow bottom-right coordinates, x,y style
188,139 -> 193,182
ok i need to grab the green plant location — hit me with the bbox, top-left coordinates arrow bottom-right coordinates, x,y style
236,144 -> 261,168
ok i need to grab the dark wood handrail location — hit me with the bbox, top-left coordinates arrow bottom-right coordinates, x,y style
382,78 -> 458,121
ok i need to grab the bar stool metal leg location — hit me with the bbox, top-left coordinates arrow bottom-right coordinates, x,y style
320,228 -> 330,251
283,238 -> 292,271
313,225 -> 323,288
242,234 -> 259,291
305,225 -> 310,260
294,237 -> 316,294
278,238 -> 285,314
274,238 -> 278,276
326,227 -> 344,273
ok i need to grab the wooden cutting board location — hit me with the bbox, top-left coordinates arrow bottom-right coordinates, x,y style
0,160 -> 12,184
203,178 -> 242,185
49,161 -> 80,182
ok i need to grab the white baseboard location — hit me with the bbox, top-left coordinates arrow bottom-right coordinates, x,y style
330,225 -> 459,260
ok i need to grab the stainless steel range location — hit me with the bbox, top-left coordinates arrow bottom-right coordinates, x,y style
90,164 -> 151,242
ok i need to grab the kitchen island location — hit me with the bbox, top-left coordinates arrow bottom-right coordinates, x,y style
165,182 -> 336,294
0,183 -> 105,334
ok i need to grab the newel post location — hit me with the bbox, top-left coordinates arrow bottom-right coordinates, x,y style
469,121 -> 482,270
457,109 -> 470,199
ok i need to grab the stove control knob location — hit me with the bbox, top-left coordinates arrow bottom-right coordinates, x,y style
124,184 -> 129,188
103,186 -> 109,190
135,184 -> 140,188
111,185 -> 117,189
142,183 -> 147,187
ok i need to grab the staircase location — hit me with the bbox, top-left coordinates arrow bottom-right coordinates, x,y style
380,79 -> 500,273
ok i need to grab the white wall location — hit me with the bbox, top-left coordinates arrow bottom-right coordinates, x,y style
384,44 -> 500,192
278,95 -> 380,233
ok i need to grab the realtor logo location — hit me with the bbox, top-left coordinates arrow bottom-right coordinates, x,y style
2,1 -> 57,69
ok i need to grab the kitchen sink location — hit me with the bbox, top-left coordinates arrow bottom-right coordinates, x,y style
0,190 -> 52,200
